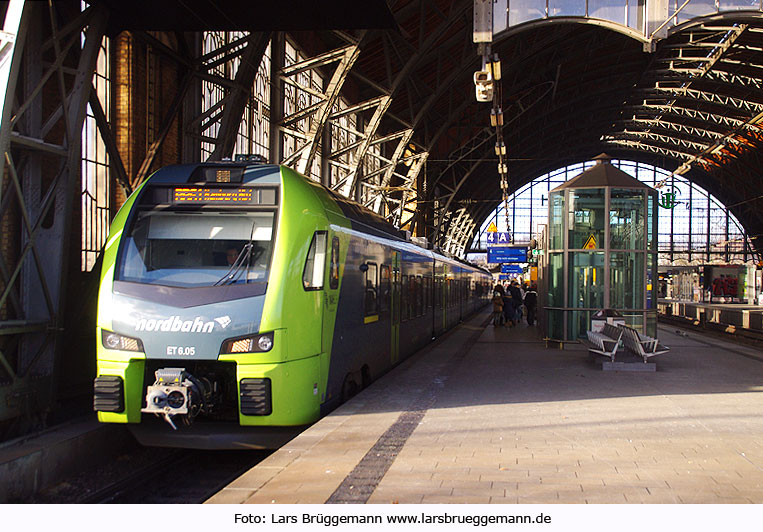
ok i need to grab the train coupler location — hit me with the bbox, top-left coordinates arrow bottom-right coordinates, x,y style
141,368 -> 208,430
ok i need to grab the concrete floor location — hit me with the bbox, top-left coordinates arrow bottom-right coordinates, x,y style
208,310 -> 763,504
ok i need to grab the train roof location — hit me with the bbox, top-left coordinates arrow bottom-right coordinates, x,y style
143,162 -> 489,275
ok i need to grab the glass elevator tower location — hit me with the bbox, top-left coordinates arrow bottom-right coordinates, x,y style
545,155 -> 658,341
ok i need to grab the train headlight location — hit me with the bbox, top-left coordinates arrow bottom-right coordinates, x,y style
257,335 -> 273,352
101,330 -> 144,352
220,332 -> 274,354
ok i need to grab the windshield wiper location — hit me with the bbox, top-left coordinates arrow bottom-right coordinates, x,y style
214,222 -> 256,286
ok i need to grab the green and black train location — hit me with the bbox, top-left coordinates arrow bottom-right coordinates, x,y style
94,162 -> 491,448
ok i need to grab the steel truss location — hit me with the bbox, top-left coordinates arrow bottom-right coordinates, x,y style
0,1 -> 107,428
613,23 -> 763,178
273,31 -> 431,227
0,9 -> 274,431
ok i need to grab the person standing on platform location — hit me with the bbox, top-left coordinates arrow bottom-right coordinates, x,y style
491,287 -> 505,326
524,283 -> 538,326
501,283 -> 514,327
509,281 -> 523,325
493,283 -> 507,326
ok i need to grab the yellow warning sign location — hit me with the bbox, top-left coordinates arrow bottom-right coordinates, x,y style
583,234 -> 597,249
487,222 -> 498,232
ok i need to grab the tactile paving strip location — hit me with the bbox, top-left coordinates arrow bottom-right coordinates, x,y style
326,318 -> 489,503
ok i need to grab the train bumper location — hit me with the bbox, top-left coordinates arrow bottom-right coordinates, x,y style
95,358 -> 146,423
232,355 -> 322,426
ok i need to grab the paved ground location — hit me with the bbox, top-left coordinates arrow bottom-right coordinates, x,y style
208,310 -> 763,504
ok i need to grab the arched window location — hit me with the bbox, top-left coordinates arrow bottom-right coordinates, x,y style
472,160 -> 757,265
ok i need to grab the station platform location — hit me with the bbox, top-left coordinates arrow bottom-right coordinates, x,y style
659,300 -> 763,335
208,309 -> 763,504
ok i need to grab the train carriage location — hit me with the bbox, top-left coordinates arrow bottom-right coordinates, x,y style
94,162 -> 490,449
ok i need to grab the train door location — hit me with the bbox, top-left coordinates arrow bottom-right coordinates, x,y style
391,251 -> 401,364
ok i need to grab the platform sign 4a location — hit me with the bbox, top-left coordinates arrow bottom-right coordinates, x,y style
486,232 -> 511,245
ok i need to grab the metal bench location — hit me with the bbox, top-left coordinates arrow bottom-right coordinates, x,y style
619,324 -> 669,363
581,323 -> 623,361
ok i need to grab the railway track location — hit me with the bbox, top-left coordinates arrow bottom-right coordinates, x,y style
35,445 -> 269,503
659,313 -> 763,349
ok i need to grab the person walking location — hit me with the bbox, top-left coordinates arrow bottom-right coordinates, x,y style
524,283 -> 538,326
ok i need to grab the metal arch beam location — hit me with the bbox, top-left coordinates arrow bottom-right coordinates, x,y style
655,71 -> 763,101
0,1 -> 109,424
280,41 -> 363,175
635,86 -> 763,116
656,23 -> 747,75
134,69 -> 194,187
370,128 -> 413,210
431,158 -> 487,245
332,94 -> 392,197
333,19 -> 473,204
87,87 -> 131,196
603,139 -> 700,160
605,131 -> 711,153
337,4 -> 471,216
703,153 -> 763,212
696,155 -> 763,238
356,129 -> 417,212
443,207 -> 476,256
617,109 -> 729,135
207,31 -> 271,161
392,151 -> 428,227
649,68 -> 763,93
626,102 -> 746,129
615,117 -> 725,143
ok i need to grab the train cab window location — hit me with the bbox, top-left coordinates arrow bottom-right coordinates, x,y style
379,264 -> 391,314
303,231 -> 327,290
363,262 -> 378,318
117,209 -> 275,288
329,237 -> 340,290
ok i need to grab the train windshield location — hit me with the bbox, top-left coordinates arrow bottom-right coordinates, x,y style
117,210 -> 275,288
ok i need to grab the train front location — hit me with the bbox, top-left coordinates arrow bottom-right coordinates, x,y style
94,163 -> 323,449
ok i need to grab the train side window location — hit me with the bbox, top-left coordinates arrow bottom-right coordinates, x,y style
303,231 -> 327,290
364,262 -> 378,317
401,275 -> 409,321
409,276 -> 417,318
329,237 -> 340,290
425,275 -> 431,312
416,275 -> 423,316
379,264 -> 391,314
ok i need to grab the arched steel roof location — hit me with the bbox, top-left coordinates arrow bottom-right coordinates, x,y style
74,1 -> 763,257
343,6 -> 763,258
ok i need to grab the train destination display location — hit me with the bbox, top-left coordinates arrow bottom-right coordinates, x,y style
173,187 -> 255,203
